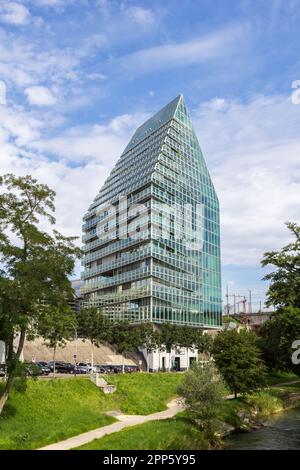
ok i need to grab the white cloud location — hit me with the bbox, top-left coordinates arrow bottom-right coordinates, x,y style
0,80 -> 6,105
126,6 -> 155,26
25,85 -> 57,106
209,97 -> 227,111
0,2 -> 30,25
31,112 -> 149,163
192,94 -> 300,266
0,89 -> 299,281
120,25 -> 246,73
86,72 -> 107,81
0,27 -> 105,92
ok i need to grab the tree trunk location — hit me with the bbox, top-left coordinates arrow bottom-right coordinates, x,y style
146,350 -> 149,373
0,328 -> 26,416
168,351 -> 171,372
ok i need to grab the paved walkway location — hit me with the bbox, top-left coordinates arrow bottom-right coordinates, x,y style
39,398 -> 184,451
272,380 -> 300,387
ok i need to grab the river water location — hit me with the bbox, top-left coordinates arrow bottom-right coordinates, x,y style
226,407 -> 300,450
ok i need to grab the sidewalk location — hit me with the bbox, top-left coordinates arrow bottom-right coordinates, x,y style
39,398 -> 184,451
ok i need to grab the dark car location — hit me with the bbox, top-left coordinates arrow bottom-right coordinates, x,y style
96,365 -> 112,374
73,364 -> 89,374
112,365 -> 122,374
24,362 -> 42,377
48,361 -> 74,373
37,361 -> 49,367
35,362 -> 51,375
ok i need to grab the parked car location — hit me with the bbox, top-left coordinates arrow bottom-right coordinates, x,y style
24,362 -> 42,377
35,362 -> 51,375
98,365 -> 113,373
75,363 -> 90,374
112,365 -> 122,374
73,364 -> 89,374
93,365 -> 108,374
37,361 -> 49,368
48,361 -> 74,373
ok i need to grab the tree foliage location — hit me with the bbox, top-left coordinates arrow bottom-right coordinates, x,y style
262,222 -> 300,309
213,329 -> 266,398
260,306 -> 300,374
77,307 -> 111,346
0,174 -> 80,413
178,362 -> 227,446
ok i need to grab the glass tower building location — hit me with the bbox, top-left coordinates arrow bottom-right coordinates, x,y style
82,95 -> 222,328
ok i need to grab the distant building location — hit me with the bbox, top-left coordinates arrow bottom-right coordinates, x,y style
70,279 -> 84,313
223,311 -> 273,334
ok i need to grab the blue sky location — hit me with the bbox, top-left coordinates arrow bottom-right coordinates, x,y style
0,0 -> 300,312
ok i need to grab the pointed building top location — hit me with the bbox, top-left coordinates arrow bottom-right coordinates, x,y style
123,94 -> 183,153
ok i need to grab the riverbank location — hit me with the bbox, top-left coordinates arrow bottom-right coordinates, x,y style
220,381 -> 300,435
77,379 -> 300,450
225,406 -> 300,450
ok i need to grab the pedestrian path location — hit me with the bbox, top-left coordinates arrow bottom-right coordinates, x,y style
39,398 -> 184,450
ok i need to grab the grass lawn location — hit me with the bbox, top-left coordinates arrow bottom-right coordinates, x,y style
108,372 -> 182,415
0,378 -> 116,450
0,372 -> 182,450
77,414 -> 209,451
77,379 -> 300,451
265,371 -> 299,386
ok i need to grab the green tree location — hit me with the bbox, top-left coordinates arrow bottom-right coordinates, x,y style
38,305 -> 76,377
177,325 -> 197,369
260,306 -> 300,374
262,222 -> 300,309
77,307 -> 112,370
178,362 -> 227,447
110,320 -> 139,373
194,331 -> 214,357
159,323 -> 180,372
0,174 -> 80,414
213,329 -> 266,398
77,307 -> 111,344
137,322 -> 159,372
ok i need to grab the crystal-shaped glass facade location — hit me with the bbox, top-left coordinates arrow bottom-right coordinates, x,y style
82,95 -> 222,328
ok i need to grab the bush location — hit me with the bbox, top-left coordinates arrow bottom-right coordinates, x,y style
178,362 -> 227,446
244,391 -> 283,417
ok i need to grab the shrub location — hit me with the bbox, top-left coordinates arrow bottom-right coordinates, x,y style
244,391 -> 283,417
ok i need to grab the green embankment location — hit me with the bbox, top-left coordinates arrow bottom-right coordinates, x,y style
0,373 -> 182,450
78,375 -> 300,451
0,371 -> 299,450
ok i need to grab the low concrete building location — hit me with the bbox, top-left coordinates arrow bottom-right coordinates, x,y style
141,347 -> 198,372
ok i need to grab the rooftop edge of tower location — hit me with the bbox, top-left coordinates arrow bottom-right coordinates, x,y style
123,94 -> 184,154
